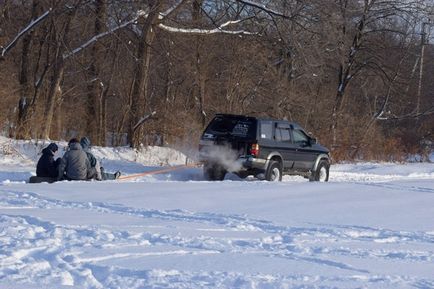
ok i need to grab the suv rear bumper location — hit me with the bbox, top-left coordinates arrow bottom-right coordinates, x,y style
240,156 -> 267,171
199,153 -> 267,172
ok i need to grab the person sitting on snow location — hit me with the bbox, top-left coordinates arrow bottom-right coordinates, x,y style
57,138 -> 92,181
36,143 -> 61,179
80,136 -> 121,180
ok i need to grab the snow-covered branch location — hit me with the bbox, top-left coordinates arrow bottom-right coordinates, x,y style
133,111 -> 157,132
63,10 -> 148,59
158,19 -> 256,35
1,9 -> 51,59
61,3 -> 255,60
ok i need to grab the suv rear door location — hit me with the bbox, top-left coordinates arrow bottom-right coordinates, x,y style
201,115 -> 257,156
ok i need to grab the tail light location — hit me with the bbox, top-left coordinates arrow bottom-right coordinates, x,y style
249,143 -> 260,157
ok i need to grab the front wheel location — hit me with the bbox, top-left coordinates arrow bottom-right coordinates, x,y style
310,160 -> 329,182
265,161 -> 282,182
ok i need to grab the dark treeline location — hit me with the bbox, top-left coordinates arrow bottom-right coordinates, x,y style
0,0 -> 433,161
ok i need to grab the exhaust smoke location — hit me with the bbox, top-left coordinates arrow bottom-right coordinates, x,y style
201,144 -> 243,172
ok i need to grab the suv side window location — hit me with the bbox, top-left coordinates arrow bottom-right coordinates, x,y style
275,123 -> 291,142
292,129 -> 309,144
275,127 -> 291,142
260,121 -> 273,139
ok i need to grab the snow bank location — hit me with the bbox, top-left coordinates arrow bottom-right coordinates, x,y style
0,136 -> 188,179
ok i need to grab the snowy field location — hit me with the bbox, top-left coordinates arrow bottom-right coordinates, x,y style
0,137 -> 434,289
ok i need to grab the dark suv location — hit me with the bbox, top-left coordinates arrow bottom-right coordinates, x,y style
198,114 -> 331,182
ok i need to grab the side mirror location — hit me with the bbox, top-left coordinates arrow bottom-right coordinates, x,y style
309,137 -> 317,145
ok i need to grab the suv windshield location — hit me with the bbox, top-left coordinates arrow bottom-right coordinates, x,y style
204,116 -> 257,139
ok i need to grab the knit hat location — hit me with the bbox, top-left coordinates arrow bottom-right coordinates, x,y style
68,138 -> 79,145
80,137 -> 91,150
47,143 -> 58,152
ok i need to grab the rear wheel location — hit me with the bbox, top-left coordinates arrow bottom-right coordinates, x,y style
203,163 -> 226,181
235,171 -> 249,179
310,160 -> 329,182
265,160 -> 282,182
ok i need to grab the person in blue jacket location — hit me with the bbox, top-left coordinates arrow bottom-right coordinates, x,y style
36,143 -> 61,178
80,137 -> 121,180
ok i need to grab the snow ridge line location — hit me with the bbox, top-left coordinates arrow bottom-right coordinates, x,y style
1,189 -> 434,288
2,189 -> 434,245
1,211 -> 434,288
1,212 -> 434,288
0,190 -> 434,244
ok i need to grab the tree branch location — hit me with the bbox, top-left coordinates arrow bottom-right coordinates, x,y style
63,10 -> 148,59
1,9 -> 51,60
235,0 -> 291,19
158,19 -> 256,35
377,106 -> 434,121
133,111 -> 157,132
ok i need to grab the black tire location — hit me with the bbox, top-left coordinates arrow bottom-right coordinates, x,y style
235,171 -> 249,179
310,160 -> 330,182
203,163 -> 226,181
265,160 -> 282,182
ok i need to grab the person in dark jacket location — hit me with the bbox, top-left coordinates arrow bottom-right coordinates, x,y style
58,138 -> 91,181
36,143 -> 61,178
80,137 -> 121,180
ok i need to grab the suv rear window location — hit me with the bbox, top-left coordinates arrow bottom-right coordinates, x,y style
204,116 -> 257,138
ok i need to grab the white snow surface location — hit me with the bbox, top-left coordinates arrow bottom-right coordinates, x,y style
0,137 -> 434,288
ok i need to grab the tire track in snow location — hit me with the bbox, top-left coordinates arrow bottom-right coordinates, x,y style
358,182 -> 434,194
3,189 -> 434,246
1,188 -> 434,288
1,215 -> 432,289
3,189 -> 434,247
0,214 -> 103,287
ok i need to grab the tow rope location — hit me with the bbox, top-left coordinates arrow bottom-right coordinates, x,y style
117,163 -> 200,181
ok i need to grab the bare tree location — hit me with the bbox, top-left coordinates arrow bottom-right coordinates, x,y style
42,4 -> 79,139
15,1 -> 41,139
86,0 -> 108,145
127,0 -> 161,148
0,0 -> 431,160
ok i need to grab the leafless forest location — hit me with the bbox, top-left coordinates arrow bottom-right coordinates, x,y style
0,0 -> 433,161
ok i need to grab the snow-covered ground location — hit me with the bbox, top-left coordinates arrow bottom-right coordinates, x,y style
1,137 -> 434,289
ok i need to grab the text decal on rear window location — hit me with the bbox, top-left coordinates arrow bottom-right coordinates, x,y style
232,122 -> 250,136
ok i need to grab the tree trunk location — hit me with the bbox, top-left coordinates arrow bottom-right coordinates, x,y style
41,15 -> 74,139
330,0 -> 370,146
42,49 -> 65,139
128,1 -> 160,148
15,0 -> 39,139
192,0 -> 206,128
86,0 -> 107,145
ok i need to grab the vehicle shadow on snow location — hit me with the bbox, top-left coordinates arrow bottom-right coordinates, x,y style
133,167 -> 248,182
134,167 -> 285,182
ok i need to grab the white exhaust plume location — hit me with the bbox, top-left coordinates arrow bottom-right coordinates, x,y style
201,144 -> 243,172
